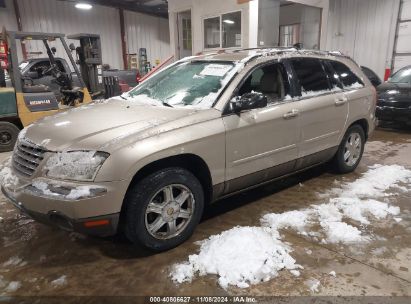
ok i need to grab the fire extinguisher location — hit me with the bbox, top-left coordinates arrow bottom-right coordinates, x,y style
0,39 -> 8,70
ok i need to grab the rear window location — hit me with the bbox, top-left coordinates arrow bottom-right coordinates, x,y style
290,58 -> 331,96
329,61 -> 364,89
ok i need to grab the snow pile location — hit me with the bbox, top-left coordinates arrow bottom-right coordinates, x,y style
171,227 -> 301,289
263,165 -> 408,244
0,157 -> 19,188
171,165 -> 411,289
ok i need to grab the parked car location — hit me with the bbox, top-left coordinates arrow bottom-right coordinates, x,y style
1,49 -> 376,251
376,65 -> 411,127
361,66 -> 382,87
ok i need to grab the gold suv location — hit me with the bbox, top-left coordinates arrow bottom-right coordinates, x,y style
1,49 -> 376,251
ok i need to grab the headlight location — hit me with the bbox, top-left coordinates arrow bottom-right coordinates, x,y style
44,151 -> 110,182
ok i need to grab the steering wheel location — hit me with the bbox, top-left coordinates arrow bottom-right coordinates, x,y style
42,64 -> 58,77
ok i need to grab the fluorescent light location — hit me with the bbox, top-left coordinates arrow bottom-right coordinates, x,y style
75,3 -> 92,10
223,19 -> 235,24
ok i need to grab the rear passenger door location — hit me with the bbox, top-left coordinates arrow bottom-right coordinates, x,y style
328,60 -> 368,127
288,57 -> 348,168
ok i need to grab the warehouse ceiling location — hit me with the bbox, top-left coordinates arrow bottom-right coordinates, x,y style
60,0 -> 169,18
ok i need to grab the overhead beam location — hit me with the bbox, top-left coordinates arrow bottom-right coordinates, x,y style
70,0 -> 169,18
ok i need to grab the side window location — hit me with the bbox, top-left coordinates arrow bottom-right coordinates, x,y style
29,61 -> 51,76
290,58 -> 331,96
238,63 -> 290,104
322,60 -> 343,90
329,61 -> 364,89
56,60 -> 66,73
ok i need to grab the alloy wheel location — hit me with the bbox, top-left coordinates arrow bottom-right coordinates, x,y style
144,184 -> 195,240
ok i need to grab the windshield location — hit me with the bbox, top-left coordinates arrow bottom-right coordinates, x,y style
125,61 -> 236,109
389,66 -> 411,84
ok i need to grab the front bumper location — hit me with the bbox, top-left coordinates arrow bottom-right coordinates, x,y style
1,176 -> 129,237
376,105 -> 411,124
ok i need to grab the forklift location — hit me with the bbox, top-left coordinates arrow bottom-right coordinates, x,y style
0,29 -> 98,152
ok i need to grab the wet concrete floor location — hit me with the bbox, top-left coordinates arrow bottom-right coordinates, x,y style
0,128 -> 410,297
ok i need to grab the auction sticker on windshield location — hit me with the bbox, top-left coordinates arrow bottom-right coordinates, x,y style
200,64 -> 232,77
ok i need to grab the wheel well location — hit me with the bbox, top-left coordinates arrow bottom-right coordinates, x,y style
127,154 -> 213,205
350,119 -> 369,140
0,117 -> 23,130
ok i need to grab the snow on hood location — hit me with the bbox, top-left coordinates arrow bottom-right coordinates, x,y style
20,99 -> 209,152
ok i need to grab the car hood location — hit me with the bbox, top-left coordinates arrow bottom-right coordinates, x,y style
22,99 -> 219,152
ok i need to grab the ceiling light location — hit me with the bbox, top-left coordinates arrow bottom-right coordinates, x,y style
75,3 -> 92,10
223,19 -> 235,24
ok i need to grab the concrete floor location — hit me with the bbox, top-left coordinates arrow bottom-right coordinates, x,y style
0,128 -> 410,297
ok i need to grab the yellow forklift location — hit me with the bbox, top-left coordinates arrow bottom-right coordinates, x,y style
0,29 -> 95,151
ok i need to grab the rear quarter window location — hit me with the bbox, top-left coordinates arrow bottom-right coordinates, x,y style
329,60 -> 364,89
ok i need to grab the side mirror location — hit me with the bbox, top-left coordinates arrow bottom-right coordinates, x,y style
69,43 -> 76,51
230,92 -> 268,113
26,71 -> 40,79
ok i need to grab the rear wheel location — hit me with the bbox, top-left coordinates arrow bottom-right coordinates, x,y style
123,167 -> 204,252
0,122 -> 20,152
333,125 -> 365,174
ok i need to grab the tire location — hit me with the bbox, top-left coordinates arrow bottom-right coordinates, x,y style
0,122 -> 20,152
123,167 -> 204,252
332,125 -> 365,174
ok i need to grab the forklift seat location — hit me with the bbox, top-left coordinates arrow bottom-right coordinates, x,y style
22,84 -> 51,93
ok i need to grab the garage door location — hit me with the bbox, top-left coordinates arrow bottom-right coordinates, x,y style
393,0 -> 411,72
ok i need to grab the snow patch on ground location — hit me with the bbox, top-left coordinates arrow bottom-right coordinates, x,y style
4,281 -> 21,293
0,157 -> 19,188
171,165 -> 411,289
51,275 -> 67,287
2,256 -> 27,268
306,279 -> 321,293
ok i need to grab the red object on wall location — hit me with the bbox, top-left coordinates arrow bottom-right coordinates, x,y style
0,40 -> 8,69
384,68 -> 391,81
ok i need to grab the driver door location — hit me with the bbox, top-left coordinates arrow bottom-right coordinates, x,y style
223,62 -> 300,194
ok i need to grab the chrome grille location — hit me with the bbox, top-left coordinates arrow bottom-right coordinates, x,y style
12,140 -> 47,177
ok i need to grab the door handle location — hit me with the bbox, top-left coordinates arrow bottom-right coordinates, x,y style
283,109 -> 300,119
335,97 -> 348,106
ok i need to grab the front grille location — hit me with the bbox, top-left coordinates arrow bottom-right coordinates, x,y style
12,140 -> 48,177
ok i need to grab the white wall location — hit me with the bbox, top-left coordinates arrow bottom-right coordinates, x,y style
168,0 -> 253,57
125,10 -> 171,66
325,0 -> 400,79
0,0 -> 17,30
0,0 -> 171,70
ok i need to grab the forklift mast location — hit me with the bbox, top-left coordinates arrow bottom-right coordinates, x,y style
68,33 -> 102,95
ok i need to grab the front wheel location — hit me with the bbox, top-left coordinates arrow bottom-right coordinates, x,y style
123,167 -> 204,252
332,125 -> 365,174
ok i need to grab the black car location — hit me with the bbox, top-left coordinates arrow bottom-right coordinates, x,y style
376,65 -> 411,127
361,66 -> 382,87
